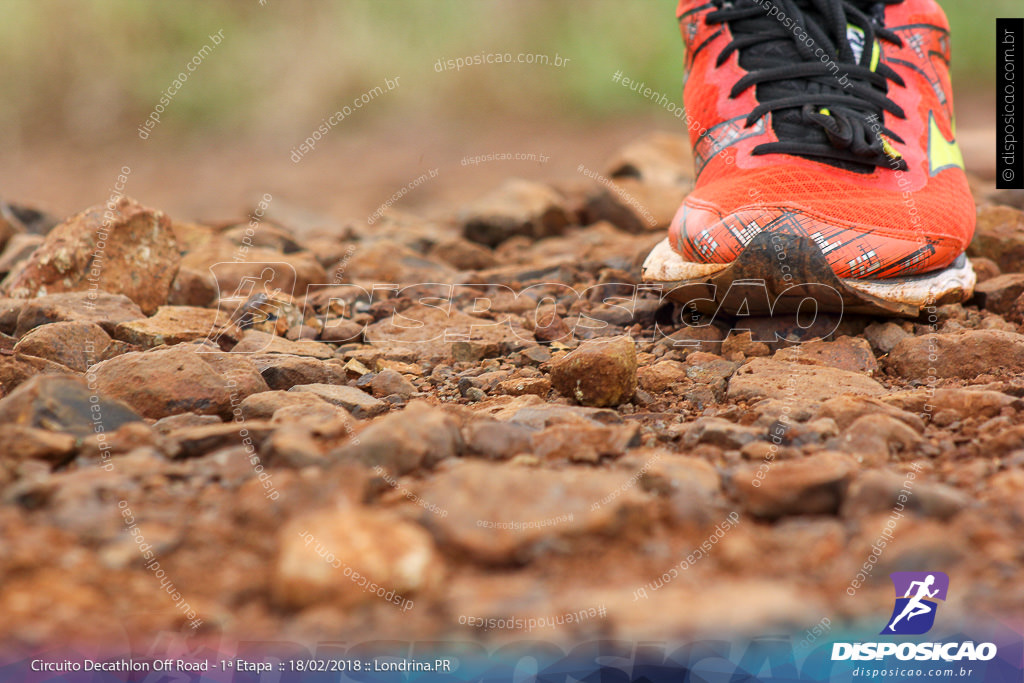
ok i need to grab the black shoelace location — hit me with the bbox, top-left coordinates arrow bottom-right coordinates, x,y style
707,0 -> 908,172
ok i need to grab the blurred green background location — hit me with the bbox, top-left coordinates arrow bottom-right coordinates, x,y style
0,0 -> 1011,145
0,0 -> 1010,223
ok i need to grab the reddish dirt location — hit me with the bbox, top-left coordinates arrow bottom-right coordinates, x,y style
0,105 -> 1022,652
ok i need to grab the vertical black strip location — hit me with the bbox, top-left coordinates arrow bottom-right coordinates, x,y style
997,18 -> 1024,189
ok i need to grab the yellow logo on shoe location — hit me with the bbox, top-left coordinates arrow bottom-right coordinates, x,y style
928,111 -> 964,176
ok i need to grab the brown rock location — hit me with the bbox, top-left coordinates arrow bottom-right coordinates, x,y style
1007,294 -> 1024,325
341,346 -> 383,368
974,273 -> 1024,314
170,220 -> 216,253
302,283 -> 363,316
722,331 -> 771,360
685,352 -> 740,384
274,505 -> 442,610
375,359 -> 424,376
863,321 -> 910,354
166,421 -> 274,460
0,234 -> 44,276
0,375 -> 144,438
605,133 -> 695,188
0,207 -> 22,253
968,205 -> 1024,273
462,383 -> 485,403
238,390 -> 345,421
732,452 -> 854,518
743,314 -> 854,349
271,402 -> 351,427
747,397 -> 822,426
657,324 -> 725,355
332,401 -> 461,474
637,360 -> 689,393
231,330 -> 333,358
887,330 -> 1024,380
112,305 -> 241,349
531,422 -> 640,463
13,322 -> 111,372
684,417 -> 765,450
0,298 -> 23,335
531,309 -> 572,344
88,344 -> 268,419
290,322 -> 324,341
0,425 -> 77,464
369,369 -> 417,399
883,388 -> 1020,422
783,417 -> 840,446
460,179 -> 571,247
14,292 -> 144,338
588,297 -> 664,329
428,239 -> 498,270
472,369 -> 512,391
817,395 -> 925,432
251,355 -> 349,391
228,291 -> 316,337
461,257 -> 577,289
259,426 -> 323,468
183,245 -> 327,303
584,177 -> 686,233
319,318 -> 364,343
834,414 -> 923,465
223,221 -> 302,253
416,461 -> 653,563
344,358 -> 374,378
495,376 -> 550,397
728,358 -> 885,402
841,470 -> 968,520
635,450 -> 723,524
262,417 -> 361,467
302,237 -> 357,270
76,421 -> 163,463
685,384 -> 720,409
289,383 -> 386,418
2,202 -> 60,235
152,412 -> 223,435
549,335 -> 637,407
773,336 -> 879,375
970,257 -> 1000,283
2,197 -> 180,315
167,265 -> 219,307
473,393 -> 623,428
981,425 -> 1024,457
365,304 -> 529,363
462,420 -> 535,459
341,240 -> 454,284
639,452 -> 721,495
0,354 -> 76,396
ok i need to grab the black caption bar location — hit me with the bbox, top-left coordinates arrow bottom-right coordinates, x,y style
998,18 -> 1024,189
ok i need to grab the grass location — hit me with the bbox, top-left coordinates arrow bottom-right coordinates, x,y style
0,0 -> 1007,143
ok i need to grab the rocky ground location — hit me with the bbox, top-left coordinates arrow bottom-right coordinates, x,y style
1,133 -> 1023,651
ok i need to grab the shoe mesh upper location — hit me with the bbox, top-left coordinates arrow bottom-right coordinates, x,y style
671,0 -> 976,280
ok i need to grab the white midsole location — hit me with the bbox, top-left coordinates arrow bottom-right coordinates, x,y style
641,238 -> 730,281
641,237 -> 977,308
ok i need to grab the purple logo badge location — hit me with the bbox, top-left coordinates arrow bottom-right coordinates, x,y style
881,572 -> 949,635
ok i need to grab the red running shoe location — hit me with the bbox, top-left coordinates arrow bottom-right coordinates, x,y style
642,0 -> 976,316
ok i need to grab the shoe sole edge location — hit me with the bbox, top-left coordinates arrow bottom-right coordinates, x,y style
641,236 -> 976,317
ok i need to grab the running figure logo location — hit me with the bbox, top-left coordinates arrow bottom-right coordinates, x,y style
881,572 -> 950,635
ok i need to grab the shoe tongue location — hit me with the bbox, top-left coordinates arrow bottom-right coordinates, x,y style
847,24 -> 867,62
732,1 -> 876,170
